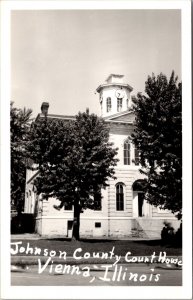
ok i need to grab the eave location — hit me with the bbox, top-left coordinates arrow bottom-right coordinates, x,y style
96,83 -> 133,93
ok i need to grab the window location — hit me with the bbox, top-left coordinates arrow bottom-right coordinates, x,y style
64,203 -> 73,210
116,184 -> 124,211
117,98 -> 122,112
94,191 -> 102,210
95,222 -> 101,228
124,139 -> 131,165
134,146 -> 140,166
106,97 -> 111,112
124,139 -> 140,166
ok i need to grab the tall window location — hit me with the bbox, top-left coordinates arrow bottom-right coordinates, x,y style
106,97 -> 111,112
117,98 -> 122,112
94,191 -> 102,211
134,146 -> 140,166
116,184 -> 124,211
124,139 -> 131,165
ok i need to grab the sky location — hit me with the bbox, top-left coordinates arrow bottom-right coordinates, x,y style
11,9 -> 181,118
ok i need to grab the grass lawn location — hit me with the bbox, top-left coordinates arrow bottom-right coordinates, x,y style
11,238 -> 182,256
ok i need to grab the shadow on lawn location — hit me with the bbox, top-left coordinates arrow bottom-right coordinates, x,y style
43,238 -> 118,243
133,239 -> 182,248
40,238 -> 182,248
80,239 -> 119,243
133,239 -> 162,246
40,238 -> 72,242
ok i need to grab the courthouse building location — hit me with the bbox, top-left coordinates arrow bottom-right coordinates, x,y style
24,74 -> 180,238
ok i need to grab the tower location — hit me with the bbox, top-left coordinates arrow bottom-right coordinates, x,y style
96,74 -> 133,117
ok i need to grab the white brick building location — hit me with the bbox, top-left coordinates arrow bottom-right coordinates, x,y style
25,74 -> 180,238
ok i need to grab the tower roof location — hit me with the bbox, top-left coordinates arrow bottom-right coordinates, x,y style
96,74 -> 133,93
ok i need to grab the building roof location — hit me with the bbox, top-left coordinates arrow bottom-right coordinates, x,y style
36,113 -> 75,121
36,110 -> 134,125
104,110 -> 135,124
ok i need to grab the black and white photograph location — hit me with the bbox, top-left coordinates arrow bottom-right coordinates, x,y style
0,0 -> 192,299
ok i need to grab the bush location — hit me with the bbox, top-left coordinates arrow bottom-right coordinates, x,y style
161,221 -> 182,246
11,213 -> 35,234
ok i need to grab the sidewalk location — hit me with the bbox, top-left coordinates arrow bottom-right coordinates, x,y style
11,255 -> 183,272
11,254 -> 183,264
11,233 -> 160,241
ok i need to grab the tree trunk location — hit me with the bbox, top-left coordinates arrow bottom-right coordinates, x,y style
72,203 -> 81,241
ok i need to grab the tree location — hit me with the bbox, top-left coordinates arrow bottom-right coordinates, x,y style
131,72 -> 182,219
10,102 -> 32,213
27,109 -> 118,240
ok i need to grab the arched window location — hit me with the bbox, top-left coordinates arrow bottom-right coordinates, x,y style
106,97 -> 111,112
124,139 -> 131,165
116,184 -> 124,211
117,98 -> 122,112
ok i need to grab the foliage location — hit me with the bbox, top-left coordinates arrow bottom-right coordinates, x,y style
11,102 -> 32,213
27,109 -> 118,239
131,72 -> 182,218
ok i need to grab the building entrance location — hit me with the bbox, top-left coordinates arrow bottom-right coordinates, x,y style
132,179 -> 151,218
138,192 -> 144,217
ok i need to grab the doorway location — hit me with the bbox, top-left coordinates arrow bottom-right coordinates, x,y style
133,191 -> 147,217
132,179 -> 150,218
138,192 -> 145,217
133,192 -> 151,217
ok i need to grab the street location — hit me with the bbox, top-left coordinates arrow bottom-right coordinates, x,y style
11,263 -> 182,286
